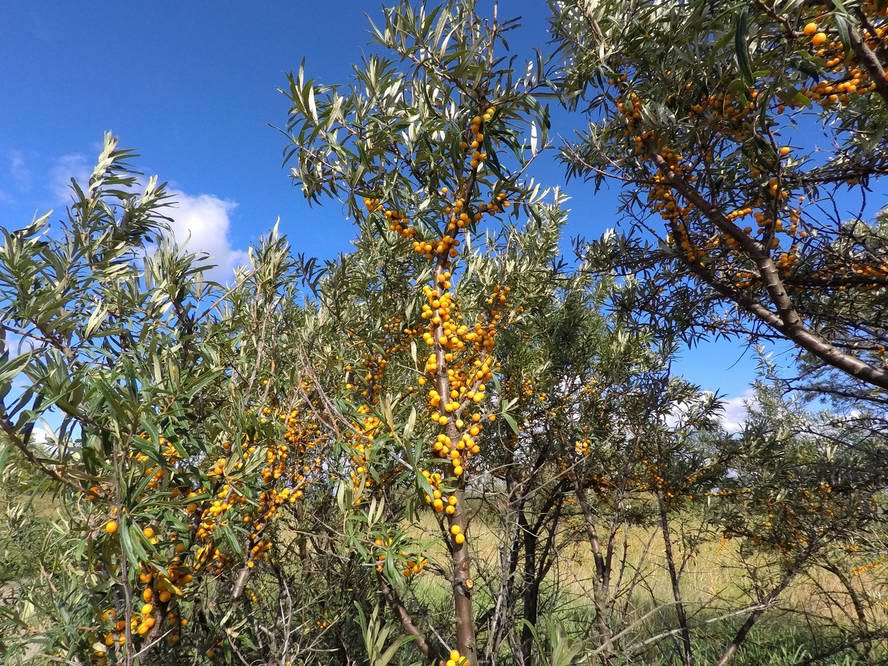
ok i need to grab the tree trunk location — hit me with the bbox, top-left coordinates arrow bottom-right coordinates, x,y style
657,492 -> 693,666
573,475 -> 613,655
520,509 -> 538,665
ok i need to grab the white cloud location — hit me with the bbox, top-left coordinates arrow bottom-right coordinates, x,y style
31,425 -> 54,445
44,146 -> 247,283
49,153 -> 91,202
665,388 -> 756,433
162,188 -> 248,282
718,389 -> 756,434
9,150 -> 31,190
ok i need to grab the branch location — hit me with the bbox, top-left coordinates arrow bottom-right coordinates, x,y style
840,7 -> 888,106
377,573 -> 435,659
714,541 -> 819,666
652,153 -> 888,390
0,413 -> 100,500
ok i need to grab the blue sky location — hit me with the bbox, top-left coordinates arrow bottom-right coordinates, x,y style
1,0 -> 832,405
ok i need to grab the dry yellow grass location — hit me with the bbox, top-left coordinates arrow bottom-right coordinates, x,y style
403,508 -> 888,632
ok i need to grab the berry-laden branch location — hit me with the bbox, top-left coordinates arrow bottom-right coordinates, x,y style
834,2 -> 888,105
649,151 -> 888,391
365,104 -> 509,665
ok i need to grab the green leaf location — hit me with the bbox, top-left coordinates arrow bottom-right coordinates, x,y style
403,406 -> 416,440
221,525 -> 244,556
734,8 -> 754,87
0,443 -> 11,474
502,412 -> 520,436
121,520 -> 148,569
378,634 -> 414,666
0,349 -> 32,386
777,88 -> 812,109
833,14 -> 851,58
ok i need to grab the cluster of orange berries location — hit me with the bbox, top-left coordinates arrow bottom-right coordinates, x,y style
428,487 -> 460,515
671,222 -> 703,263
403,555 -> 429,577
775,249 -> 798,272
372,536 -> 391,573
95,538 -> 192,652
221,408 -> 314,564
344,318 -> 409,401
350,408 -> 381,492
418,271 -> 507,488
647,143 -> 812,281
449,523 -> 465,545
574,438 -> 590,457
247,410 -> 317,564
261,442 -> 290,482
850,557 -> 883,577
194,481 -> 241,548
96,603 -> 187,656
420,468 -> 445,499
385,208 -> 416,238
801,20 -> 886,106
414,231 -> 461,260
732,483 -> 863,551
443,648 -> 468,666
361,110 -> 510,261
689,89 -> 764,144
129,437 -> 179,490
372,536 -> 430,577
460,107 -> 495,170
345,356 -> 389,399
615,92 -> 642,128
428,413 -> 486,477
362,198 -> 418,241
95,399 -> 322,657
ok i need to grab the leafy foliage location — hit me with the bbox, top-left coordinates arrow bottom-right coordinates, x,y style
1,2 -> 886,666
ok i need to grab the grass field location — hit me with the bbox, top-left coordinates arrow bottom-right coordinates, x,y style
4,491 -> 886,664
398,509 -> 888,664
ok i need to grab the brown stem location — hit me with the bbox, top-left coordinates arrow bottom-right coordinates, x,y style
572,472 -> 613,655
840,8 -> 888,105
656,492 -> 694,666
714,543 -> 817,666
518,507 -> 539,666
377,573 -> 434,659
487,474 -> 527,659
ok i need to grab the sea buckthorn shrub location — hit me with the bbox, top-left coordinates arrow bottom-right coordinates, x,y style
1,2 -> 887,666
282,2 -> 558,661
281,2 -> 886,664
551,0 -> 888,403
0,137 -> 336,663
547,4 -> 888,655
